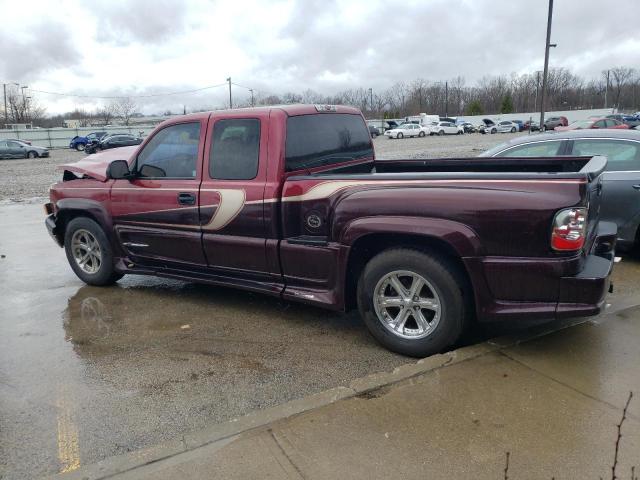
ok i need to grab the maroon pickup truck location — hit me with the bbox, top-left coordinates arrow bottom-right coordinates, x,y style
45,105 -> 617,357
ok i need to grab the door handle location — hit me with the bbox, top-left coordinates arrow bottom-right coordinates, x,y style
633,185 -> 640,191
177,192 -> 196,205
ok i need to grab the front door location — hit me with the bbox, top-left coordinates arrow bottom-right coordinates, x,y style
7,141 -> 25,158
110,120 -> 208,267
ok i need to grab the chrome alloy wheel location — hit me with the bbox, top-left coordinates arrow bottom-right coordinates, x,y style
71,229 -> 102,274
373,270 -> 441,339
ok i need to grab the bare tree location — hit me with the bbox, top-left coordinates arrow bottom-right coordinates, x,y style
6,89 -> 47,125
116,97 -> 138,126
609,67 -> 636,109
97,101 -> 118,126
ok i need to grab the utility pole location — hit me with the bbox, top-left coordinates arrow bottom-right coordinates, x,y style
539,0 -> 556,131
368,87 -> 373,114
226,77 -> 232,109
21,86 -> 28,119
249,88 -> 255,107
445,81 -> 448,117
604,69 -> 610,109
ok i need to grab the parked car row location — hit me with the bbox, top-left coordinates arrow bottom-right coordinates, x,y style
84,133 -> 143,154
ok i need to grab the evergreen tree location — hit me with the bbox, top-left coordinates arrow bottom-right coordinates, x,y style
467,100 -> 483,115
500,94 -> 514,114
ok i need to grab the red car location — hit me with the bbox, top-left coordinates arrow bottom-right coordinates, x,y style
44,105 -> 616,357
556,118 -> 630,131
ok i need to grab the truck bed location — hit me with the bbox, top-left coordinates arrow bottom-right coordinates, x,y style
310,155 -> 606,181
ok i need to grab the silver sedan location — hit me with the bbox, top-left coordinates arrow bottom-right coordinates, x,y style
0,140 -> 49,159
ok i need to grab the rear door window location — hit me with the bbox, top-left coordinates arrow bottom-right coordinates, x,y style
285,113 -> 373,171
499,140 -> 564,157
571,139 -> 640,171
209,119 -> 260,180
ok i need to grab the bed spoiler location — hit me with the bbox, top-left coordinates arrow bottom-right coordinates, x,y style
579,155 -> 607,182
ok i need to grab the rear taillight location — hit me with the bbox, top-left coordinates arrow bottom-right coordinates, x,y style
551,208 -> 587,251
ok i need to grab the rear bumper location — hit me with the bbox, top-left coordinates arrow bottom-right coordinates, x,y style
468,221 -> 617,323
555,221 -> 616,318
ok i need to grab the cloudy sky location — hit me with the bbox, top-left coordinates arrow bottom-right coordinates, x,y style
1,0 -> 638,115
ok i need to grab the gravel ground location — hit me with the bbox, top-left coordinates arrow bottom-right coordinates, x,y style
0,132 -> 528,203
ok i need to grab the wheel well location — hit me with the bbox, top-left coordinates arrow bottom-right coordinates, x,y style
55,209 -> 101,243
344,233 -> 473,311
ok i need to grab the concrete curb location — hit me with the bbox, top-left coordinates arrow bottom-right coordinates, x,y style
46,311 -> 623,480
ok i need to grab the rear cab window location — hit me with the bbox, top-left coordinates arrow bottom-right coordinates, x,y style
285,113 -> 373,172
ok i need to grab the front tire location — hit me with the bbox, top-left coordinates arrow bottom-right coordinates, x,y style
510,127 -> 516,133
27,151 -> 38,159
491,128 -> 497,134
64,217 -> 123,286
438,130 -> 445,136
357,248 -> 471,357
397,132 -> 404,139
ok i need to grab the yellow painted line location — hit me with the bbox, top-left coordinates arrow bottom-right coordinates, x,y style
56,387 -> 80,473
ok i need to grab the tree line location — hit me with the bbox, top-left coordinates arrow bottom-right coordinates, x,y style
248,66 -> 639,118
5,66 -> 638,128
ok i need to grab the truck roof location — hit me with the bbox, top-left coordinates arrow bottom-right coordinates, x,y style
162,104 -> 362,125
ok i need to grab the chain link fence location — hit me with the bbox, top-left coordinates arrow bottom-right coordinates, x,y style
0,125 -> 157,149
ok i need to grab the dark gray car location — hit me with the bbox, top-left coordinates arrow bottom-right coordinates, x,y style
0,140 -> 49,159
481,129 -> 640,250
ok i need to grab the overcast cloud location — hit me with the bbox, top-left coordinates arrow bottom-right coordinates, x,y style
1,0 -> 638,114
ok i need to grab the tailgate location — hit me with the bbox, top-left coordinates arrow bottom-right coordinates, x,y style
580,156 -> 607,253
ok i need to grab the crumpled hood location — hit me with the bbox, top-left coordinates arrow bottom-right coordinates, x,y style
57,146 -> 137,182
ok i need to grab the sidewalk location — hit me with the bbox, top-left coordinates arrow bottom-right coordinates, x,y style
54,306 -> 640,480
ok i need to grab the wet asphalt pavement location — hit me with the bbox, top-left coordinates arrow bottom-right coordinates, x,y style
1,184 -> 639,478
0,204 -> 414,479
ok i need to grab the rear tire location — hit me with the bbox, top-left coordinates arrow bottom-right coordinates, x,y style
75,143 -> 85,151
64,217 -> 123,286
418,131 -> 426,137
357,248 -> 471,357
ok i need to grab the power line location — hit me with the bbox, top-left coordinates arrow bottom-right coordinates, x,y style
26,82 -> 229,99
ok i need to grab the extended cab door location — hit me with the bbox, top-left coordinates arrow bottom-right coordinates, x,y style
110,120 -> 208,266
199,112 -> 272,283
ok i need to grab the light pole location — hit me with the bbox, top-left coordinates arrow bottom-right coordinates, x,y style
604,69 -> 610,109
21,86 -> 29,120
539,0 -> 556,131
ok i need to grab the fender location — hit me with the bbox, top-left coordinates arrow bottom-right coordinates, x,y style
55,198 -> 123,256
338,216 -> 484,257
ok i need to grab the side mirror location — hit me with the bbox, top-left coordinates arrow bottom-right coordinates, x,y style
106,160 -> 131,180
